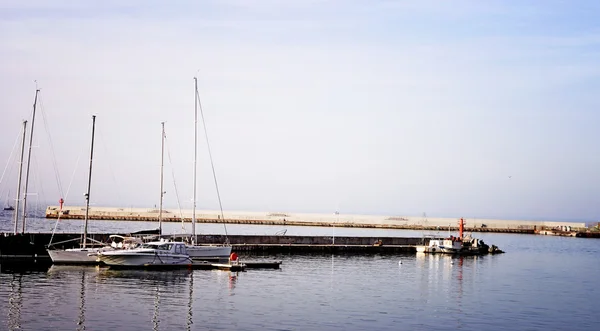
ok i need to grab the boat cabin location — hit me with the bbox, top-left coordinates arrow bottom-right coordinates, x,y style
141,241 -> 188,255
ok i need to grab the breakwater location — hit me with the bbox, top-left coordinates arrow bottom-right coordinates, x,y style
45,205 -> 591,235
0,232 -> 427,263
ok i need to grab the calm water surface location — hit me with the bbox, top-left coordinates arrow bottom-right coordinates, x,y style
1,213 -> 599,330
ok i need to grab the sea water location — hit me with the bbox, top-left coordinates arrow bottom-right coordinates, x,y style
1,213 -> 599,330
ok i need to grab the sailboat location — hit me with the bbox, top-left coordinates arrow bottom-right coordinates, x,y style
3,191 -> 15,211
47,115 -> 108,264
185,77 -> 231,260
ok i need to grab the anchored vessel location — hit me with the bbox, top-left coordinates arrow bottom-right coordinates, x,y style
186,77 -> 231,260
97,240 -> 192,267
416,218 -> 503,255
48,115 -> 101,264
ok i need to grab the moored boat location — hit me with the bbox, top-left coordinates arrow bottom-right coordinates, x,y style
416,218 -> 500,255
97,240 -> 192,267
47,115 -> 100,264
48,246 -> 104,264
47,235 -> 144,264
416,238 -> 462,254
186,245 -> 231,260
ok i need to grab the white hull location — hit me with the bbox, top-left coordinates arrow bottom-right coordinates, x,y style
416,246 -> 446,254
416,239 -> 463,254
98,242 -> 192,267
48,248 -> 102,264
186,245 -> 231,259
99,253 -> 191,266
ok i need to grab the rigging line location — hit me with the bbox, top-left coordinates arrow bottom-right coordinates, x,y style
30,153 -> 46,216
38,95 -> 65,198
49,146 -> 83,246
164,135 -> 186,232
195,90 -> 229,240
0,128 -> 22,187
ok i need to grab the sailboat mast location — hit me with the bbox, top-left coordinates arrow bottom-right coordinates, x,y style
13,120 -> 27,235
83,115 -> 96,248
192,77 -> 198,245
21,89 -> 39,233
159,121 -> 165,236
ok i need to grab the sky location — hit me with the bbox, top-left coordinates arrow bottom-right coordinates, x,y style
0,0 -> 599,221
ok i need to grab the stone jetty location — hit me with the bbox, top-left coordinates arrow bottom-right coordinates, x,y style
46,205 -> 588,234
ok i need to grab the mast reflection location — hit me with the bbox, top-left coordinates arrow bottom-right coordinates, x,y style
77,270 -> 86,331
187,272 -> 194,331
7,273 -> 23,331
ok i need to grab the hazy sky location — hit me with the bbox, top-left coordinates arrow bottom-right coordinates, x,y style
1,0 -> 599,221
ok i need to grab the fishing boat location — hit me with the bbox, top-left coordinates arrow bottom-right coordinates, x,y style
416,218 -> 492,255
47,115 -> 106,264
97,240 -> 192,267
416,238 -> 463,254
185,77 -> 232,260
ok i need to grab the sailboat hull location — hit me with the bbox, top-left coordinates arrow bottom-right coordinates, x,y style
98,243 -> 192,267
186,245 -> 231,260
48,248 -> 101,264
99,253 -> 191,267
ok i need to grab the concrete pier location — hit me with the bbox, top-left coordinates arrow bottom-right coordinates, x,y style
0,232 -> 428,264
45,205 -> 588,234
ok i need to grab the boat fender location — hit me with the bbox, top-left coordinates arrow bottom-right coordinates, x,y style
431,248 -> 436,252
230,252 -> 239,264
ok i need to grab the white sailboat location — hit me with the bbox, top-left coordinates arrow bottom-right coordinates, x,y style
186,77 -> 231,260
3,191 -> 14,211
97,240 -> 192,267
47,115 -> 107,264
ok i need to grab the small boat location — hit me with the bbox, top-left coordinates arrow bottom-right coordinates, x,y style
47,235 -> 145,264
415,218 -> 492,255
416,238 -> 463,254
48,244 -> 106,264
97,240 -> 192,267
3,189 -> 14,211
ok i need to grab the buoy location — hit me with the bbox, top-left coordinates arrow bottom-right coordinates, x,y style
229,252 -> 238,264
398,260 -> 402,265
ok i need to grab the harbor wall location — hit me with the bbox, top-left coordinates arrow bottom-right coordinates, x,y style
45,205 -> 587,233
0,233 -> 426,262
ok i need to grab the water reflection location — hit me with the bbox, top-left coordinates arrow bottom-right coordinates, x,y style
77,271 -> 86,331
96,268 -> 192,285
7,274 -> 22,331
152,284 -> 160,331
415,253 -> 478,313
228,273 -> 238,292
43,265 -> 195,330
187,271 -> 193,331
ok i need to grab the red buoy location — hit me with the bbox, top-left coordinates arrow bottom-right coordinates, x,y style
230,252 -> 238,262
